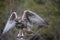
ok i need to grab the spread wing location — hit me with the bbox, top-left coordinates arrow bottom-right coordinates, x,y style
2,12 -> 17,34
22,10 -> 48,27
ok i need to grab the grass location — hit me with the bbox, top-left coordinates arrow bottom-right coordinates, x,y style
0,0 -> 60,40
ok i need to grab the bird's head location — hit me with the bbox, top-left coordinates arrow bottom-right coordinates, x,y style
15,17 -> 27,29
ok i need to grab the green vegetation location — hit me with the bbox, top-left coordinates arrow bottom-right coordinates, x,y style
0,0 -> 60,40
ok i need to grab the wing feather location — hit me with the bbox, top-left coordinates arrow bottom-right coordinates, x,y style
2,12 -> 17,34
23,10 -> 48,27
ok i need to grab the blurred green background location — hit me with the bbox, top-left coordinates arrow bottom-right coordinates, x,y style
0,0 -> 60,40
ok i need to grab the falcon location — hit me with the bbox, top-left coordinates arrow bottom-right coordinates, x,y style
2,10 -> 48,38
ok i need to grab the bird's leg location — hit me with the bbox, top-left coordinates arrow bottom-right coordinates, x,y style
17,29 -> 22,38
21,30 -> 24,37
20,30 -> 24,39
17,29 -> 24,39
